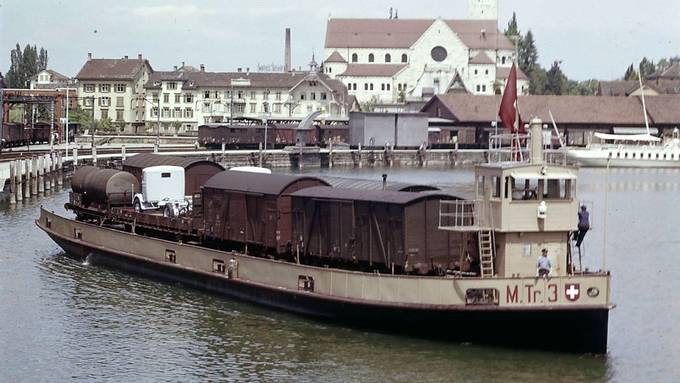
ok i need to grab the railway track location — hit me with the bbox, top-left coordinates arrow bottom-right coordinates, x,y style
0,145 -> 208,163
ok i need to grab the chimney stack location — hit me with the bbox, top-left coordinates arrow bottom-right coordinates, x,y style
284,28 -> 291,72
200,64 -> 205,72
138,53 -> 142,60
174,65 -> 178,71
88,52 -> 92,60
124,55 -> 128,59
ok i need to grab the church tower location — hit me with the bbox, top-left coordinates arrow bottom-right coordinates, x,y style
468,0 -> 497,20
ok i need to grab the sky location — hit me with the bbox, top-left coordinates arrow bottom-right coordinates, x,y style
0,0 -> 678,81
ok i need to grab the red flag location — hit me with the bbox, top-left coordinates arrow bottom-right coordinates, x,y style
498,64 -> 524,133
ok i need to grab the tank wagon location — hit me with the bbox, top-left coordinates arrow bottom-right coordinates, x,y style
201,171 -> 329,254
67,166 -> 139,219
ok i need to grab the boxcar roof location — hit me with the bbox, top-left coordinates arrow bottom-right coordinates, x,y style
122,153 -> 224,171
319,176 -> 440,192
204,171 -> 329,195
291,186 -> 456,205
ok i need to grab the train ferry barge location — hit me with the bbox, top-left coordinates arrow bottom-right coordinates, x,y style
36,118 -> 613,353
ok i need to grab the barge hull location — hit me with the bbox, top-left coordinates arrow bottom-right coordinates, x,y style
44,227 -> 608,354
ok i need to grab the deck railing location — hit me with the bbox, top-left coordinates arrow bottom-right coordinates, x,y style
439,199 -> 491,231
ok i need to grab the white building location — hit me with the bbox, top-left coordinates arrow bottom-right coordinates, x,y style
322,0 -> 528,108
75,53 -> 153,131
143,64 -> 350,134
30,69 -> 72,90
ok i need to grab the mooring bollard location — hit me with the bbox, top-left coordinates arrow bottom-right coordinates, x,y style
9,160 -> 16,204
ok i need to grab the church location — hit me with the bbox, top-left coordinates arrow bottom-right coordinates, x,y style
322,0 -> 529,108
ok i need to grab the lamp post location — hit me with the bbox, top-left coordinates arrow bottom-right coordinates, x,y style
138,96 -> 161,149
260,101 -> 270,167
56,87 -> 77,160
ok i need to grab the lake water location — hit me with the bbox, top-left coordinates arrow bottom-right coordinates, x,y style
1,166 -> 678,382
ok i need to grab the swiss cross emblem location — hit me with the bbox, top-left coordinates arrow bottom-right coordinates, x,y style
565,284 -> 580,301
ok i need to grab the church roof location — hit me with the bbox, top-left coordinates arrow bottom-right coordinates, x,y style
338,64 -> 407,77
325,51 -> 347,63
469,51 -> 495,65
495,66 -> 529,80
325,18 -> 514,50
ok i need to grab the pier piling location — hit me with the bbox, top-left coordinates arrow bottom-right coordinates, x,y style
16,160 -> 23,201
121,145 -> 126,161
23,160 -> 30,198
31,157 -> 37,196
73,148 -> 78,167
9,160 -> 16,204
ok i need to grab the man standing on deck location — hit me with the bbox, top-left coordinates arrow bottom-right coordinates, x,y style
537,248 -> 552,278
575,205 -> 590,248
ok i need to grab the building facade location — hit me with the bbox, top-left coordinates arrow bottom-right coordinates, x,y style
75,54 -> 153,131
30,69 -> 73,90
143,65 -> 350,134
322,1 -> 528,108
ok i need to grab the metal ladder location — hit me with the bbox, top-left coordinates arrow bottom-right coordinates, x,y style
478,230 -> 495,277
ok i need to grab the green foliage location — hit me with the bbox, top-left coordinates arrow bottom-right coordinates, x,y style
545,61 -> 567,95
623,64 -> 638,80
528,67 -> 548,94
505,12 -> 519,38
5,43 -> 48,88
639,57 -> 656,79
520,30 -> 538,73
94,117 -> 114,133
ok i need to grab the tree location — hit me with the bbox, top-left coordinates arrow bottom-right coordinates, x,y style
623,64 -> 638,80
520,30 -> 538,73
528,67 -> 548,94
505,12 -> 519,37
545,61 -> 567,95
38,48 -> 48,71
639,57 -> 656,79
4,43 -> 48,88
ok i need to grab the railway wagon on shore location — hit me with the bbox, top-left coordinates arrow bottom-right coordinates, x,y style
1,122 -> 28,147
199,123 -> 316,149
201,171 -> 329,254
291,186 -> 465,274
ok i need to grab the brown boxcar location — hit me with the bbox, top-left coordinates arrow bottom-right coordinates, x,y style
31,122 -> 51,144
201,171 -> 329,254
1,122 -> 28,147
291,186 -> 464,274
122,153 -> 224,196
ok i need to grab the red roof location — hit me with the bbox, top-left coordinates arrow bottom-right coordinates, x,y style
76,58 -> 151,80
325,18 -> 514,50
469,51 -> 495,65
325,51 -> 347,63
422,94 -> 665,126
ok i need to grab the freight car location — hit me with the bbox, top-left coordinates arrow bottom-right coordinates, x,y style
67,166 -> 140,219
31,121 -> 51,144
1,122 -> 28,147
201,171 -> 329,254
290,186 -> 464,275
199,123 -> 349,149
